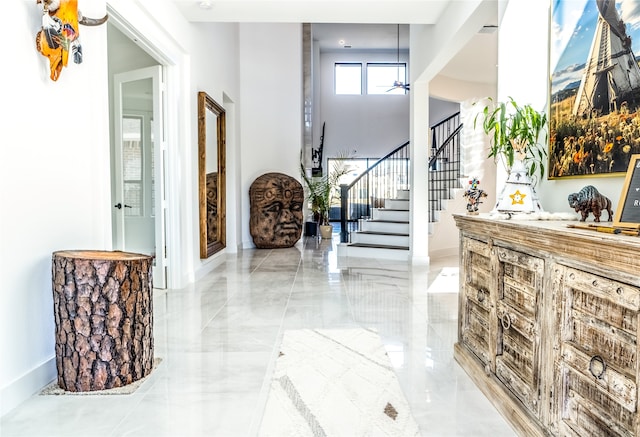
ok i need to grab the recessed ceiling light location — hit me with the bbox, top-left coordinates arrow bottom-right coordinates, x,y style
338,39 -> 345,46
199,1 -> 213,9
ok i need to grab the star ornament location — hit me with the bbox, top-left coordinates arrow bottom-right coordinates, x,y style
509,190 -> 526,205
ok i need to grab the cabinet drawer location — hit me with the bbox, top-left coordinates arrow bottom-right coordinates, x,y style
564,266 -> 640,311
463,237 -> 491,292
495,248 -> 543,417
498,247 -> 542,316
562,344 -> 636,412
461,299 -> 491,365
560,360 -> 636,437
464,283 -> 491,311
562,267 -> 639,377
559,266 -> 640,436
566,308 -> 637,376
496,301 -> 538,413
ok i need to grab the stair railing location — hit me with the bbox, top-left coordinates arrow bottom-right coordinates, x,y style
339,141 -> 410,243
430,112 -> 460,160
428,113 -> 463,222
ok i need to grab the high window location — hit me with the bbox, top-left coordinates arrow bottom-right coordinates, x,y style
334,63 -> 362,95
367,63 -> 407,95
334,62 -> 407,95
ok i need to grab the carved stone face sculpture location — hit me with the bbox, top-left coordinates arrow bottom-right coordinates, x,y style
250,173 -> 304,248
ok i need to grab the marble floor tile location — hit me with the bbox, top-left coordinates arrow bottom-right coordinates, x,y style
0,236 -> 515,436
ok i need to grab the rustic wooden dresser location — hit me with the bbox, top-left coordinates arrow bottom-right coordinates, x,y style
454,214 -> 640,437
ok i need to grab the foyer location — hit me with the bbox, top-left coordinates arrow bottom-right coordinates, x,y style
0,237 -> 514,436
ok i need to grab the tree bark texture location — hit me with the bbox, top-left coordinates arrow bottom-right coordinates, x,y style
51,250 -> 154,392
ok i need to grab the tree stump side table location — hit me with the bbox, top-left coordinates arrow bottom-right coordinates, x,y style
51,250 -> 154,392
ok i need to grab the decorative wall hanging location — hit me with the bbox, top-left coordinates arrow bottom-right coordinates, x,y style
549,0 -> 640,178
35,0 -> 108,81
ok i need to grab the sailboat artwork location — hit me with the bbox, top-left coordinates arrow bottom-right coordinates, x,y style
549,0 -> 640,178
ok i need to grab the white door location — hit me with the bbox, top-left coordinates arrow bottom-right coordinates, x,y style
113,66 -> 167,288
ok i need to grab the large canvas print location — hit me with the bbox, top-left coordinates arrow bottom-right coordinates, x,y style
549,0 -> 640,178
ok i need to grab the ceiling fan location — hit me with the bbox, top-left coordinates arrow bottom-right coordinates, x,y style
387,24 -> 410,92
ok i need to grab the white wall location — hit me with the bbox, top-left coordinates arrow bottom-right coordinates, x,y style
499,1 -> 624,214
239,23 -> 304,248
189,22 -> 241,270
319,50 -> 410,161
1,0 -> 245,415
2,0 -> 111,415
429,97 -> 460,126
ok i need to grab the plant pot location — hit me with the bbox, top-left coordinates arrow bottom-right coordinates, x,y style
319,224 -> 333,239
494,158 -> 543,214
305,221 -> 318,237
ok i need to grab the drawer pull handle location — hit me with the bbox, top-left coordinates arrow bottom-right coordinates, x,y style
616,287 -> 623,295
592,280 -> 598,287
477,289 -> 485,303
589,355 -> 606,379
569,273 -> 575,280
501,313 -> 512,330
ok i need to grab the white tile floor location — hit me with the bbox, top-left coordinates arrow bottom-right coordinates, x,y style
1,236 -> 516,436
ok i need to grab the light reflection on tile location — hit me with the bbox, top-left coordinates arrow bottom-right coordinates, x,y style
0,237 -> 515,436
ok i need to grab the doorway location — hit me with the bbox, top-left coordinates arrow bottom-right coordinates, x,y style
107,23 -> 168,288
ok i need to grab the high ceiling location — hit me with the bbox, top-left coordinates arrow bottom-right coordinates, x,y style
312,24 -> 411,51
171,0 -> 450,24
170,0 -> 498,86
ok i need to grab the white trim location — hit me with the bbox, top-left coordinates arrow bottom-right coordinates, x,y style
107,1 -> 193,289
0,358 -> 55,417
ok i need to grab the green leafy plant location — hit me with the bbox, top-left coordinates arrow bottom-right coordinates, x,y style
300,152 -> 353,226
474,96 -> 548,181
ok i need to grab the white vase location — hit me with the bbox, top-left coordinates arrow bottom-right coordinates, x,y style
494,158 -> 543,214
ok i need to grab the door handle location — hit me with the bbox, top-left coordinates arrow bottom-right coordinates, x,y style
114,203 -> 132,210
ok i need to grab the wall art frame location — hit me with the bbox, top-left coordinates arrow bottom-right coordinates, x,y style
549,0 -> 640,179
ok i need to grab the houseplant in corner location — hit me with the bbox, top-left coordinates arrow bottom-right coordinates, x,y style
474,96 -> 548,213
301,154 -> 352,239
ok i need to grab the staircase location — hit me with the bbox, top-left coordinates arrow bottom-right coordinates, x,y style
429,113 -> 463,232
429,157 -> 463,227
339,189 -> 410,261
337,113 -> 463,261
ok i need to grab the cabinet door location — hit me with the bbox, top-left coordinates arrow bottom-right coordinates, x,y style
460,236 -> 493,367
558,265 -> 639,437
495,247 -> 543,417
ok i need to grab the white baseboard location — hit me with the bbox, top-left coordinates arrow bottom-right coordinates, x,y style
410,254 -> 431,265
1,357 -> 56,417
194,250 -> 226,281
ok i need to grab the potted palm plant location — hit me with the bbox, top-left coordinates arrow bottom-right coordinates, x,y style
474,97 -> 548,213
301,154 -> 352,238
